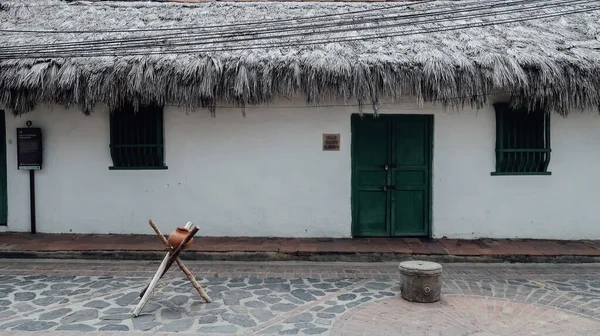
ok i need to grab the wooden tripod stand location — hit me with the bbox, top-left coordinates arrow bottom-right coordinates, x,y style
132,220 -> 211,317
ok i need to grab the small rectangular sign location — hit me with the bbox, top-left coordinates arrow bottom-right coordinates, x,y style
17,127 -> 43,170
322,133 -> 340,151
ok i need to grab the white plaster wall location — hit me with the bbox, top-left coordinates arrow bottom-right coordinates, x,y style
2,100 -> 600,239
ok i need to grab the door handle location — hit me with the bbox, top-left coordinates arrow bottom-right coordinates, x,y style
381,185 -> 396,191
383,163 -> 397,171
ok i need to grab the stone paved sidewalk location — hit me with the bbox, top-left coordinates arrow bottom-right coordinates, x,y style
2,233 -> 600,262
1,260 -> 600,335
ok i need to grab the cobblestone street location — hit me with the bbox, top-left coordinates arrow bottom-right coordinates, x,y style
0,260 -> 599,335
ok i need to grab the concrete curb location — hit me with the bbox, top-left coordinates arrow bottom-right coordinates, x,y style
1,250 -> 600,263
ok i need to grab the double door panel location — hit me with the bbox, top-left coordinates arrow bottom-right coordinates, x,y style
352,114 -> 432,237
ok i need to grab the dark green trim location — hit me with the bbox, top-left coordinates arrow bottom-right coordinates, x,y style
427,114 -> 434,239
0,110 -> 6,226
351,114 -> 433,238
350,114 -> 358,238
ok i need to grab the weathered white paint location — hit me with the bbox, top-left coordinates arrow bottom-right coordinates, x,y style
2,100 -> 600,239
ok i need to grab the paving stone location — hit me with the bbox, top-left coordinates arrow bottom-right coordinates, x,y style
222,313 -> 257,327
346,301 -> 362,308
60,308 -> 99,324
271,303 -> 298,312
13,292 -> 35,301
308,289 -> 326,297
303,327 -> 328,334
290,289 -> 316,302
0,310 -> 16,318
310,305 -> 324,311
259,324 -> 284,334
104,307 -> 131,314
115,292 -> 140,306
245,300 -> 267,308
198,315 -> 218,324
224,298 -> 240,306
316,313 -> 336,319
198,325 -> 239,333
295,322 -> 316,329
0,300 -> 9,306
248,278 -> 263,285
13,302 -> 36,313
39,308 -> 73,320
337,293 -> 356,301
23,283 -> 47,290
51,283 -> 78,290
264,278 -> 286,283
265,283 -> 291,293
334,281 -> 353,288
247,285 -> 264,290
210,285 -> 230,292
224,290 -> 253,300
231,305 -> 249,314
279,327 -> 300,335
157,318 -> 194,332
83,300 -> 111,309
255,289 -> 273,296
99,324 -> 130,331
315,318 -> 332,325
284,312 -> 313,323
12,321 -> 57,331
56,323 -> 96,331
40,289 -> 72,296
0,319 -> 34,329
100,314 -> 129,320
258,295 -> 281,304
133,322 -> 160,331
251,308 -> 276,322
160,307 -> 185,320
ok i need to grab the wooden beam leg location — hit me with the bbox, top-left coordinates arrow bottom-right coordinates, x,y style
133,251 -> 170,317
138,220 -> 193,298
175,258 -> 211,303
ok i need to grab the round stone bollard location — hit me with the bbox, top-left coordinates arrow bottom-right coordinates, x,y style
398,260 -> 442,303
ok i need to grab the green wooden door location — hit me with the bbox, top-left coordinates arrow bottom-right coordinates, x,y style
352,114 -> 432,237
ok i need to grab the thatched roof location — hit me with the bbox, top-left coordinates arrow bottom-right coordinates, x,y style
0,0 -> 599,115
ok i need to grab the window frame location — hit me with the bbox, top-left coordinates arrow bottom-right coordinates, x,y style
491,102 -> 551,176
108,103 -> 167,170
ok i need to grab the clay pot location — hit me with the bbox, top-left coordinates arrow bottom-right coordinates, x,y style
167,227 -> 194,248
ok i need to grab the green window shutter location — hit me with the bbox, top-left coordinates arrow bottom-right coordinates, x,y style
109,103 -> 167,170
492,102 -> 551,176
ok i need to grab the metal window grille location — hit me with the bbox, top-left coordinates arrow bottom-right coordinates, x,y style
492,103 -> 551,175
109,104 -> 166,170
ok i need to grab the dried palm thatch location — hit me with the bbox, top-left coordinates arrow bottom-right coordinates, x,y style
0,0 -> 599,116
